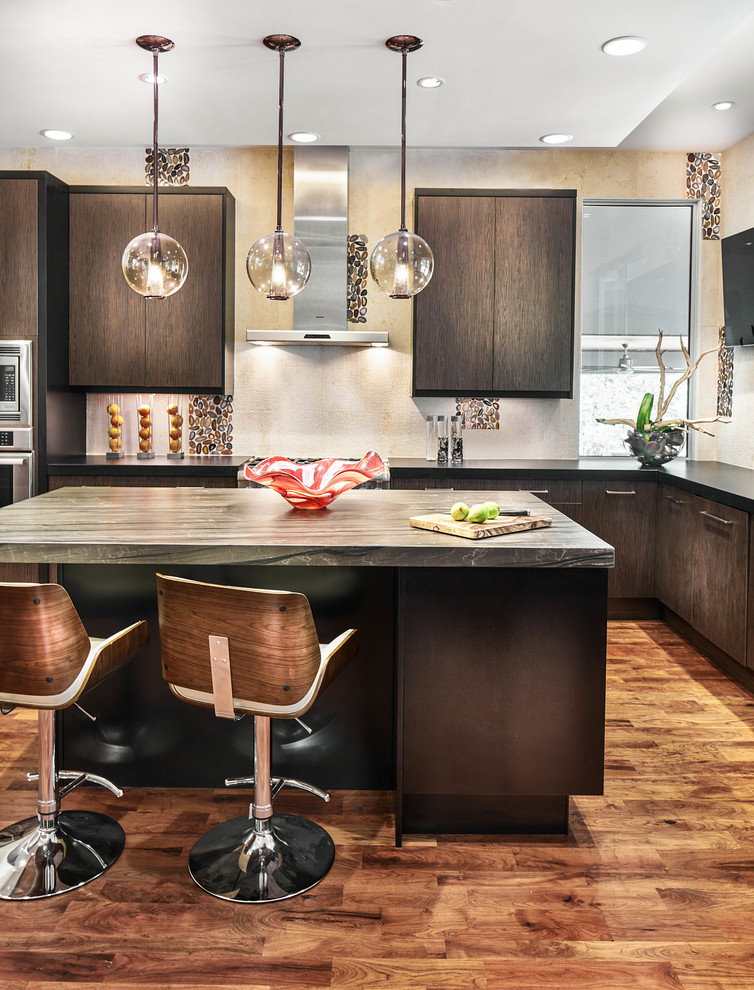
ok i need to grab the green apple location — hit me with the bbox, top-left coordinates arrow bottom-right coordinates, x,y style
450,501 -> 470,521
484,501 -> 500,519
467,503 -> 490,523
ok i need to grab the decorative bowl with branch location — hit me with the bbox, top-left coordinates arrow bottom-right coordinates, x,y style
597,331 -> 730,467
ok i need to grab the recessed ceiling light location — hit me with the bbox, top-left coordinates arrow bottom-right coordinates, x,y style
139,72 -> 168,85
601,36 -> 647,57
712,101 -> 735,111
40,129 -> 73,141
540,133 -> 573,145
417,76 -> 444,89
288,131 -> 320,143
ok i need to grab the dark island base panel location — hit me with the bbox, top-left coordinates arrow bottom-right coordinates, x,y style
402,795 -> 569,835
60,562 -> 607,842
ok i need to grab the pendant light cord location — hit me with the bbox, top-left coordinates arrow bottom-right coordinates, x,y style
276,48 -> 285,233
399,46 -> 408,233
152,50 -> 160,234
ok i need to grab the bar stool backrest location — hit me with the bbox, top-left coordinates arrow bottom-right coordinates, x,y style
0,583 -> 91,697
156,574 -> 323,709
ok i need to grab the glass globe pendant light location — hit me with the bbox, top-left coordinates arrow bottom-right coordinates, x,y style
247,35 -> 311,301
370,36 -> 434,299
122,36 -> 188,300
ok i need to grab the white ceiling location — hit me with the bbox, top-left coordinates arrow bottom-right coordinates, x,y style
2,0 -> 754,151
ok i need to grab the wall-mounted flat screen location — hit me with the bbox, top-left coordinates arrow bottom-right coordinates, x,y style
722,226 -> 754,346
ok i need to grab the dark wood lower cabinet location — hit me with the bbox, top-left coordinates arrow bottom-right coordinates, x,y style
655,486 -> 694,622
48,474 -> 236,490
572,480 -> 656,598
690,494 -> 747,664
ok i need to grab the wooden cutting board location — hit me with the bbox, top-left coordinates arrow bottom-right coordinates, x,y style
409,512 -> 552,540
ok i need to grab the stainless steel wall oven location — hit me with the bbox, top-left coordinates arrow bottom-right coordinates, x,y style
0,340 -> 34,506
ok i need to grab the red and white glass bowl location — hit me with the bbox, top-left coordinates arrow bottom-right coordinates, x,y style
243,452 -> 385,510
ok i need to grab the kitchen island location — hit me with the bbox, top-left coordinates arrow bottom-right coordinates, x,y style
0,486 -> 612,840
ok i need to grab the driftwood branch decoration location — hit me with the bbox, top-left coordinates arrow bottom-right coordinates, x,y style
597,331 -> 731,436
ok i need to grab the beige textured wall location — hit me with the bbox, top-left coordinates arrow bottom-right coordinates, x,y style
0,145 -> 715,460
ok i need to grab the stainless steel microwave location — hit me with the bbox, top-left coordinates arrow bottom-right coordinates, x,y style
0,340 -> 33,453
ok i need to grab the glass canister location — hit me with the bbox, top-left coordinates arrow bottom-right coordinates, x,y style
106,394 -> 124,459
166,395 -> 184,459
436,415 -> 449,463
450,415 -> 464,463
425,415 -> 439,461
136,393 -> 155,459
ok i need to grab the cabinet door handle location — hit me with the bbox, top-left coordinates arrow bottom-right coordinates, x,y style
522,489 -> 548,494
665,495 -> 684,504
605,490 -> 636,496
699,510 -> 734,526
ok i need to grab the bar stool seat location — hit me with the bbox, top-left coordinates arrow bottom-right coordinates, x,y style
0,582 -> 149,900
156,573 -> 359,903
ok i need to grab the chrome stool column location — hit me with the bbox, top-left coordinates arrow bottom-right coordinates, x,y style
0,582 -> 149,900
156,573 -> 359,903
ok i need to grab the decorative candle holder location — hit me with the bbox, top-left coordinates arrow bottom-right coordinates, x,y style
105,395 -> 124,459
136,393 -> 155,459
166,395 -> 184,459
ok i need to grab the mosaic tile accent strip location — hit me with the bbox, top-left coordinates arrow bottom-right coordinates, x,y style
686,153 -> 720,239
717,326 -> 734,418
455,397 -> 500,430
348,234 -> 368,323
145,147 -> 190,186
188,394 -> 233,454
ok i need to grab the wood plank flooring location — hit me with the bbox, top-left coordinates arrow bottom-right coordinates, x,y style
2,620 -> 754,988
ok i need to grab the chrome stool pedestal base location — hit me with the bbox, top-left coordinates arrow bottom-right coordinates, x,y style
188,812 -> 335,902
0,810 -> 125,900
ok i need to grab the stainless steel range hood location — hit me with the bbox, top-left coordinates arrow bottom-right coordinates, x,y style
246,146 -> 388,347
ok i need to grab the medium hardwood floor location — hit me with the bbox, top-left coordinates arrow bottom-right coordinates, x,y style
1,620 -> 754,989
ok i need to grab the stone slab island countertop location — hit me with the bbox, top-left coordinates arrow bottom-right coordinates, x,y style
0,486 -> 614,568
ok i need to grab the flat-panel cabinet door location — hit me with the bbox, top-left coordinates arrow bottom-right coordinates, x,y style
655,486 -> 694,622
69,193 -> 146,386
493,195 -> 575,396
0,180 -> 38,337
413,196 -> 496,394
578,480 -> 656,598
690,494 -> 747,664
145,194 -> 224,389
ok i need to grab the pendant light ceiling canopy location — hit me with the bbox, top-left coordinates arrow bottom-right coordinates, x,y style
370,35 -> 434,300
247,34 -> 311,301
122,35 -> 188,300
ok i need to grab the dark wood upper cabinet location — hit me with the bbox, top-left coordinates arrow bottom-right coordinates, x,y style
144,194 -> 225,389
69,186 -> 234,393
69,192 -> 146,386
0,179 -> 39,337
412,196 -> 496,393
413,189 -> 576,398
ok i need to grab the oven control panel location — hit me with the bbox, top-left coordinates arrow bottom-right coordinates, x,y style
0,431 -> 13,446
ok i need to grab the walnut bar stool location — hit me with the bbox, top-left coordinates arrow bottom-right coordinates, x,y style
156,573 -> 359,903
0,582 -> 149,900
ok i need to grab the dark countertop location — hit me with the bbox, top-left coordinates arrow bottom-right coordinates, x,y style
0,487 -> 613,568
46,455 -> 754,515
47,454 -> 247,476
